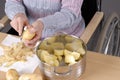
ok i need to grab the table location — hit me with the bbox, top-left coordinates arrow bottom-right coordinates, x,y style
0,32 -> 120,80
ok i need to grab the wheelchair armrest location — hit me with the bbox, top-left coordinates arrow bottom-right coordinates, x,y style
80,11 -> 104,44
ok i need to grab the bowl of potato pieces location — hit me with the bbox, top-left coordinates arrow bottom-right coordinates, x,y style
36,34 -> 87,80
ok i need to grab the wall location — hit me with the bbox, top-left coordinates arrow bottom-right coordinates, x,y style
101,0 -> 120,22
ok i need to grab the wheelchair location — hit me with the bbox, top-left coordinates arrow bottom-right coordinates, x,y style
96,12 -> 120,56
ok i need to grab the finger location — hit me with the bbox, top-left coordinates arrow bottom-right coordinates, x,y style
30,27 -> 36,33
24,38 -> 38,45
18,19 -> 25,36
24,35 -> 40,46
24,42 -> 36,48
24,20 -> 29,26
26,24 -> 32,29
27,25 -> 36,34
31,34 -> 41,42
24,39 -> 37,47
10,20 -> 18,32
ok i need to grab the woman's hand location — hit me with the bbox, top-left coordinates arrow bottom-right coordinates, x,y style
24,20 -> 44,47
10,13 -> 29,35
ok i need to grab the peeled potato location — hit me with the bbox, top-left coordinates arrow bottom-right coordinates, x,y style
64,49 -> 77,65
47,37 -> 56,44
57,55 -> 62,61
65,53 -> 76,64
39,40 -> 53,54
65,35 -> 75,43
64,49 -> 72,55
22,29 -> 35,40
37,34 -> 86,66
77,48 -> 86,55
54,49 -> 64,56
6,69 -> 19,80
51,42 -> 64,50
44,55 -> 59,66
38,50 -> 59,66
54,59 -> 59,66
19,73 -> 42,80
38,50 -> 50,61
71,51 -> 80,60
65,39 -> 83,51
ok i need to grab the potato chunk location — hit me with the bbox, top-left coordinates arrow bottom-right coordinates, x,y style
54,49 -> 64,56
6,69 -> 19,80
37,50 -> 49,61
65,35 -> 75,43
77,48 -> 86,55
65,43 -> 82,51
71,52 -> 80,60
19,73 -> 42,80
51,42 -> 64,50
44,55 -> 59,66
65,54 -> 76,64
38,50 -> 59,66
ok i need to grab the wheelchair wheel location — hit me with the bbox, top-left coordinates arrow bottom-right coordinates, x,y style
96,12 -> 120,56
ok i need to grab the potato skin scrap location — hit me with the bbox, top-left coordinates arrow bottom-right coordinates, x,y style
0,42 -> 34,67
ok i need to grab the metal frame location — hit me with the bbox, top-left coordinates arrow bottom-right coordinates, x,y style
96,12 -> 120,56
97,0 -> 102,11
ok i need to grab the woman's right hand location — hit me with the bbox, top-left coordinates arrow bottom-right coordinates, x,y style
10,13 -> 29,35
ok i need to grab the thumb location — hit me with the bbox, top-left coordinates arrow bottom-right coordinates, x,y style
27,25 -> 36,34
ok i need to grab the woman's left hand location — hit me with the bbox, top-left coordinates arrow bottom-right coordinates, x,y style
24,20 -> 44,47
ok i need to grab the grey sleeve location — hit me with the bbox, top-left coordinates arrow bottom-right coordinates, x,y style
39,9 -> 77,30
39,0 -> 83,33
5,0 -> 26,20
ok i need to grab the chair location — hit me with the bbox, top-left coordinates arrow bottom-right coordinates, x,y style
0,15 -> 9,30
80,12 -> 103,44
96,12 -> 120,56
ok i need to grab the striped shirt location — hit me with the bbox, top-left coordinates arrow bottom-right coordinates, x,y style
5,0 -> 85,38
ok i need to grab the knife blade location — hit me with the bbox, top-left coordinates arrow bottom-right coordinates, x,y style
20,26 -> 27,40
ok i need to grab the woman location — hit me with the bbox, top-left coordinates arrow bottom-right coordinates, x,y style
5,0 -> 85,47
